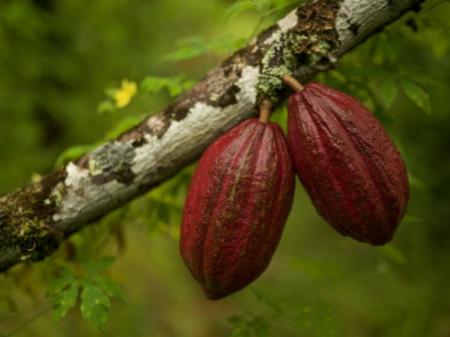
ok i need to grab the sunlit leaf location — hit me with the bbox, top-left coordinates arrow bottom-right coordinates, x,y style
80,281 -> 111,330
224,0 -> 291,22
97,100 -> 116,114
401,79 -> 432,114
224,1 -> 257,23
380,245 -> 407,265
52,283 -> 79,319
163,35 -> 245,62
104,115 -> 145,139
141,76 -> 194,97
92,275 -> 125,300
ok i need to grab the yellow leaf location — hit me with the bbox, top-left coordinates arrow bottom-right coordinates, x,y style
114,79 -> 137,108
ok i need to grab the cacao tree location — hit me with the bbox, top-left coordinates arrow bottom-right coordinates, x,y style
0,0 -> 449,336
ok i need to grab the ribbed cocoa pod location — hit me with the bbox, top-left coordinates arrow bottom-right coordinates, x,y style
287,82 -> 409,246
180,118 -> 294,300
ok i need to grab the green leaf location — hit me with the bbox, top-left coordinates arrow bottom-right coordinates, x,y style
224,1 -> 257,22
401,79 -> 432,114
84,256 -> 116,276
163,35 -> 245,62
403,214 -> 423,223
52,283 -> 79,319
47,272 -> 80,319
92,275 -> 125,300
80,282 -> 111,330
97,99 -> 116,114
141,76 -> 194,97
408,171 -> 426,189
55,144 -> 97,167
104,115 -> 145,139
380,245 -> 407,265
224,0 -> 279,22
378,79 -> 398,108
228,315 -> 243,325
250,287 -> 284,314
229,315 -> 270,337
249,316 -> 270,337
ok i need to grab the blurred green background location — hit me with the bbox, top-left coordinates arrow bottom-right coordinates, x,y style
1,0 -> 450,336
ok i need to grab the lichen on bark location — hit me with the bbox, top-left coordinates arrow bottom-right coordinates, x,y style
0,170 -> 66,267
257,1 -> 340,101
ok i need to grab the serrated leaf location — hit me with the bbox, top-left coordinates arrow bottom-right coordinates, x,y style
401,79 -> 431,114
47,273 -> 80,319
80,282 -> 111,330
46,271 -> 76,295
52,283 -> 79,319
379,79 -> 398,108
92,275 -> 125,300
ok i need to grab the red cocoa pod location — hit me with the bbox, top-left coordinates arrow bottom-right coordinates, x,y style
180,118 -> 294,300
287,82 -> 409,246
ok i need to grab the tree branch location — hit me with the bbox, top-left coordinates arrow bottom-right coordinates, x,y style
0,0 -> 423,271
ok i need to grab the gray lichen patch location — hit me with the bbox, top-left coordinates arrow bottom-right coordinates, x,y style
89,141 -> 136,185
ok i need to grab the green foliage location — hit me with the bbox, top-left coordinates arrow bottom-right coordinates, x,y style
55,144 -> 99,167
46,257 -> 124,330
228,315 -> 270,337
141,76 -> 195,97
294,304 -> 345,337
224,0 -> 298,23
318,0 -> 447,118
164,35 -> 246,62
47,270 -> 79,319
400,79 -> 432,114
378,79 -> 398,108
55,115 -> 144,167
1,0 -> 450,336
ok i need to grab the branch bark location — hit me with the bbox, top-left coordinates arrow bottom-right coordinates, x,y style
0,0 -> 423,271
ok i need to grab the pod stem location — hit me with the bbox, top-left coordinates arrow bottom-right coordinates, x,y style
259,99 -> 273,123
282,74 -> 304,92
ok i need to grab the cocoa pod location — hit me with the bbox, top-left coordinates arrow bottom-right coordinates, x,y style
180,118 -> 294,300
287,82 -> 409,245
